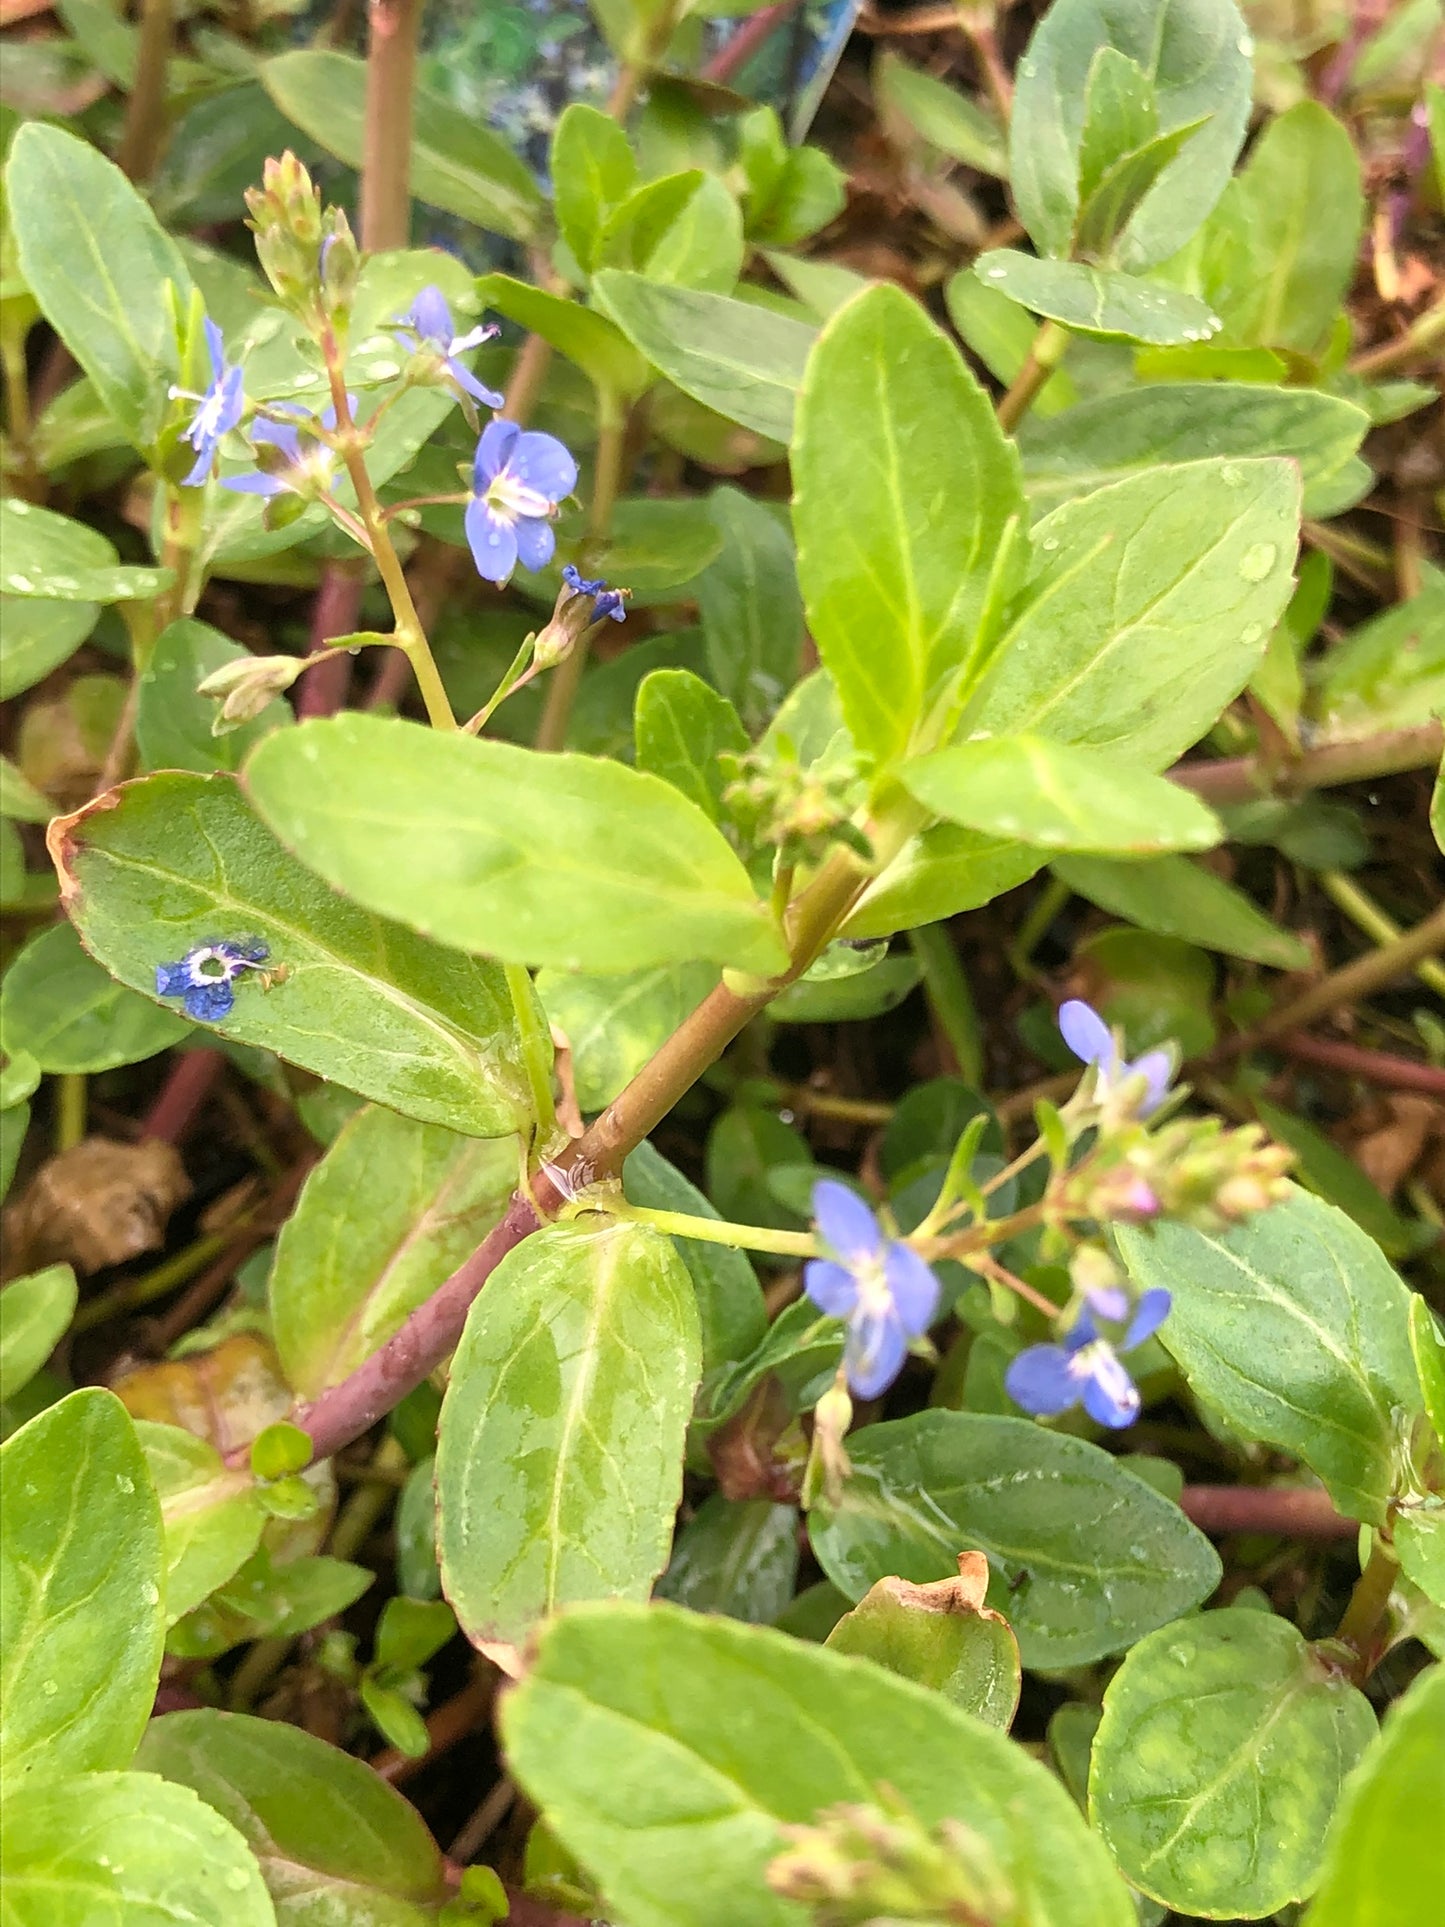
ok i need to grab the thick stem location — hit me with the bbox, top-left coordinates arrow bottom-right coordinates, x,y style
1318,869 -> 1445,999
116,0 -> 173,183
1270,1032 -> 1445,1098
1179,1484 -> 1354,1539
55,1074 -> 86,1152
141,1048 -> 224,1144
995,321 -> 1070,432
1168,721 -> 1442,807
361,0 -> 423,251
1335,1535 -> 1400,1683
534,398 -> 627,752
297,562 -> 364,719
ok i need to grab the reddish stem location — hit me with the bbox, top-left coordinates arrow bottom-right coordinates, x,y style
1169,722 -> 1442,807
702,2 -> 802,84
297,563 -> 364,719
1272,1032 -> 1445,1097
140,1048 -> 225,1145
1180,1484 -> 1355,1539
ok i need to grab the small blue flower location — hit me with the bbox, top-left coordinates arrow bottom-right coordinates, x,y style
390,285 -> 503,409
562,563 -> 627,624
1005,1288 -> 1172,1429
1059,999 -> 1172,1117
805,1180 -> 940,1399
466,420 -> 577,585
171,317 -> 245,487
221,402 -> 344,500
155,939 -> 270,1023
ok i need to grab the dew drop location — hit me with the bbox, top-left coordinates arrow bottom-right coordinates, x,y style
1041,536 -> 1060,552
43,1679 -> 59,1696
985,266 -> 1006,280
116,1474 -> 135,1493
9,499 -> 30,515
8,573 -> 35,592
1239,543 -> 1276,581
1020,58 -> 1037,78
224,1869 -> 250,1892
1220,463 -> 1244,487
142,1580 -> 160,1605
1237,33 -> 1254,55
368,358 -> 401,381
1241,622 -> 1263,643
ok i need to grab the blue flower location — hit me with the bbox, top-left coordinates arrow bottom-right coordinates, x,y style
1005,1288 -> 1172,1429
562,563 -> 627,624
465,420 -> 577,585
1059,999 -> 1172,1117
155,939 -> 270,1023
221,402 -> 343,499
390,285 -> 503,409
804,1180 -> 940,1399
171,318 -> 245,487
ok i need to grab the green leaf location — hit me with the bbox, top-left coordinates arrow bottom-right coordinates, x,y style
1090,1610 -> 1377,1916
903,736 -> 1223,854
621,1141 -> 768,1377
1010,0 -> 1251,268
1118,1189 -> 1421,1524
0,919 -> 191,1073
770,953 -> 923,1024
0,597 -> 100,701
697,486 -> 805,732
1073,116 -> 1213,264
51,771 -> 537,1138
6,121 -> 193,451
1306,1661 -> 1445,1927
841,825 -> 1045,941
500,1602 -> 1135,1927
262,51 -> 543,242
599,171 -> 744,294
0,1264 -> 76,1404
592,270 -> 815,443
963,457 -> 1300,770
973,250 -> 1222,344
943,271 -> 1080,416
826,1563 -> 1021,1729
1018,385 -> 1369,513
475,271 -> 650,398
0,753 -> 53,824
1312,577 -> 1445,740
808,1410 -> 1220,1668
0,1770 -> 275,1926
0,1389 -> 165,1789
136,1421 -> 265,1627
0,497 -> 171,602
1410,1295 -> 1445,1450
168,1548 -> 372,1661
1051,852 -> 1313,969
656,1494 -> 799,1623
138,1709 -> 449,1925
436,1221 -> 701,1656
792,283 -> 1024,768
136,619 -> 294,776
552,103 -> 639,277
633,667 -> 748,824
540,961 -> 717,1112
244,714 -> 788,976
269,1104 -> 515,1398
1396,1509 -> 1445,1607
875,50 -> 1008,177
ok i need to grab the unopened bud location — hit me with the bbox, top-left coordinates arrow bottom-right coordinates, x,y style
803,1379 -> 854,1509
533,565 -> 628,670
246,153 -> 359,333
767,1791 -> 1018,1925
197,654 -> 303,734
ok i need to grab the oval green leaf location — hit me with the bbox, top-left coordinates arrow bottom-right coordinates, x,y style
136,618 -> 294,777
136,1422 -> 265,1627
1050,852 -> 1312,969
973,251 -> 1222,343
656,1493 -> 799,1624
0,497 -> 171,603
0,1264 -> 77,1404
0,919 -> 192,1074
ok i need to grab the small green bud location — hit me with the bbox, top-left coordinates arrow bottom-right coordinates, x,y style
245,153 -> 359,335
197,654 -> 303,734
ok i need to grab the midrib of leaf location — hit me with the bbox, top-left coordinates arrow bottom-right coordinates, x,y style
543,1236 -> 625,1612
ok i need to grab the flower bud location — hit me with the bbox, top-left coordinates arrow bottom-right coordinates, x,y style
532,565 -> 628,670
766,1791 -> 1017,1924
245,154 -> 358,334
197,654 -> 303,734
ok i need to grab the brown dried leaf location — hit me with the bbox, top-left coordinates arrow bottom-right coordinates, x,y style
1349,1094 -> 1442,1198
2,1134 -> 189,1275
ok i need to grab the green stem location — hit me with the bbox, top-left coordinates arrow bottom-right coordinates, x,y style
72,1227 -> 235,1333
504,962 -> 558,1150
1335,1535 -> 1400,1682
1009,874 -> 1070,977
1319,870 -> 1445,999
464,635 -> 536,735
55,1074 -> 86,1152
1348,297 -> 1445,378
600,1197 -> 818,1260
534,394 -> 627,752
360,0 -> 423,251
1223,900 -> 1445,1054
116,0 -> 173,183
995,320 -> 1070,432
908,923 -> 983,1085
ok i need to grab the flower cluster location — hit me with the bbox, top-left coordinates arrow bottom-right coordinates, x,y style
156,939 -> 270,1023
804,1181 -> 939,1399
1059,997 -> 1173,1116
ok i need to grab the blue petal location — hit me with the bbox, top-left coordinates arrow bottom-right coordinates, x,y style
1123,1286 -> 1171,1350
803,1258 -> 858,1319
596,591 -> 627,623
253,419 -> 303,463
1064,1308 -> 1100,1352
446,358 -> 505,409
183,979 -> 235,1023
155,961 -> 189,996
409,284 -> 452,345
182,445 -> 214,488
1127,1048 -> 1173,1117
884,1241 -> 939,1336
1081,1348 -> 1141,1428
221,472 -> 287,497
202,316 -> 225,382
1083,1284 -> 1131,1323
465,497 -> 518,584
513,515 -> 556,573
508,430 -> 577,503
846,1310 -> 907,1399
1005,1344 -> 1081,1417
1058,998 -> 1115,1070
811,1179 -> 881,1264
474,418 -> 519,489
216,364 -> 245,436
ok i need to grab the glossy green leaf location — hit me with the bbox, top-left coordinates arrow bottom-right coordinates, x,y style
6,121 -> 192,450
475,271 -> 649,398
501,1602 -> 1135,1927
1118,1190 -> 1420,1524
793,283 -> 1024,767
973,250 -> 1222,343
0,597 -> 100,702
592,269 -> 815,443
904,737 -> 1222,854
808,1410 -> 1220,1668
841,826 -> 1045,940
245,714 -> 787,976
552,102 -> 638,276
0,919 -> 191,1073
262,51 -> 542,241
875,50 -> 1007,176
1410,1295 -> 1445,1449
540,960 -> 717,1112
770,952 -> 922,1024
943,270 -> 1080,416
600,171 -> 744,294
0,1770 -> 275,1926
1395,1509 -> 1445,1607
1306,1660 -> 1445,1927
51,771 -> 536,1137
656,1494 -> 799,1623
269,1104 -> 515,1398
136,619 -> 294,776
0,1264 -> 76,1404
1010,0 -> 1251,268
963,457 -> 1300,769
1051,853 -> 1312,968
0,754 -> 53,824
0,497 -> 170,603
1091,1610 -> 1377,1916
1018,385 -> 1369,513
826,1565 -> 1021,1729
138,1709 -> 449,1925
697,486 -> 805,732
1312,577 -> 1445,740
167,1549 -> 372,1662
437,1221 -> 701,1655
0,1389 -> 164,1789
137,1421 -> 265,1627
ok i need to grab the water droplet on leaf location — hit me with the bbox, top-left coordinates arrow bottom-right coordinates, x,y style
1239,543 -> 1276,582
